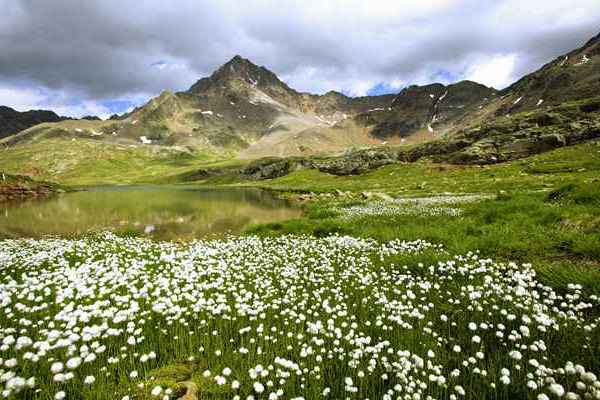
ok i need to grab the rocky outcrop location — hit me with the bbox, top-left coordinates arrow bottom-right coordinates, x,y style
241,157 -> 314,180
0,173 -> 62,202
441,103 -> 600,164
176,381 -> 198,400
234,96 -> 600,179
314,149 -> 398,175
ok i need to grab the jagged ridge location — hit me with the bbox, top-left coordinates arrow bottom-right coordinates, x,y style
2,31 -> 599,161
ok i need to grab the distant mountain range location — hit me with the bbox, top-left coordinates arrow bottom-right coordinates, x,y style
1,31 -> 599,160
0,106 -> 67,140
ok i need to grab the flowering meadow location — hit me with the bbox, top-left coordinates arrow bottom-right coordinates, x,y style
0,232 -> 599,399
336,195 -> 493,220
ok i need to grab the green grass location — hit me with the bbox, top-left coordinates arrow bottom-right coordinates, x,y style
2,138 -> 598,295
245,139 -> 600,196
246,182 -> 600,295
231,140 -> 600,294
0,138 -> 233,186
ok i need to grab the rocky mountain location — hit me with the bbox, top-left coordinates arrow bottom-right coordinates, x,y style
498,31 -> 600,114
1,56 -> 397,156
237,95 -> 600,180
0,106 -> 66,139
355,81 -> 497,140
3,31 -> 600,161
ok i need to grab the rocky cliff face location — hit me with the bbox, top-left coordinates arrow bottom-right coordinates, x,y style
355,81 -> 497,139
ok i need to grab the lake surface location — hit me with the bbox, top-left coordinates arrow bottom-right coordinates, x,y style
0,186 -> 302,240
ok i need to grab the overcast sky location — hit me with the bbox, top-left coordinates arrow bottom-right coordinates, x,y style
1,0 -> 599,118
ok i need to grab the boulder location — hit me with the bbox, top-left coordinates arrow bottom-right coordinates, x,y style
241,157 -> 312,180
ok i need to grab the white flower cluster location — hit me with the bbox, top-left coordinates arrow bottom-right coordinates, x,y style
0,233 -> 598,399
394,194 -> 494,206
339,201 -> 463,219
339,194 -> 493,220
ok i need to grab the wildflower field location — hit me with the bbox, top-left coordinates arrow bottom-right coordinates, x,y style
0,231 -> 599,400
335,195 -> 493,220
1,142 -> 599,399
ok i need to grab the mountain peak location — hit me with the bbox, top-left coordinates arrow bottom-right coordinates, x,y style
0,106 -> 65,140
221,55 -> 256,71
218,55 -> 267,80
226,54 -> 249,64
188,55 -> 286,94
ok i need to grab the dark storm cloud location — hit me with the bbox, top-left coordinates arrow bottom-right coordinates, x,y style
0,0 -> 599,116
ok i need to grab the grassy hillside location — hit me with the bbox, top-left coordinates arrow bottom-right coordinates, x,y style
1,94 -> 599,189
0,138 -> 233,186
247,139 -> 600,195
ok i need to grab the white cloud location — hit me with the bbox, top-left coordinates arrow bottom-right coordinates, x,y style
0,85 -> 46,111
465,54 -> 518,89
0,1 -> 599,113
48,101 -> 113,120
0,83 -> 147,119
389,79 -> 404,89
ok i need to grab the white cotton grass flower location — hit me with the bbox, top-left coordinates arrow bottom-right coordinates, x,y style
253,382 -> 265,393
215,375 -> 226,385
66,357 -> 82,370
509,350 -> 522,360
527,381 -> 538,390
50,362 -> 64,374
454,385 -> 465,396
581,372 -> 597,383
151,386 -> 162,396
548,383 -> 565,397
0,233 -> 598,399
